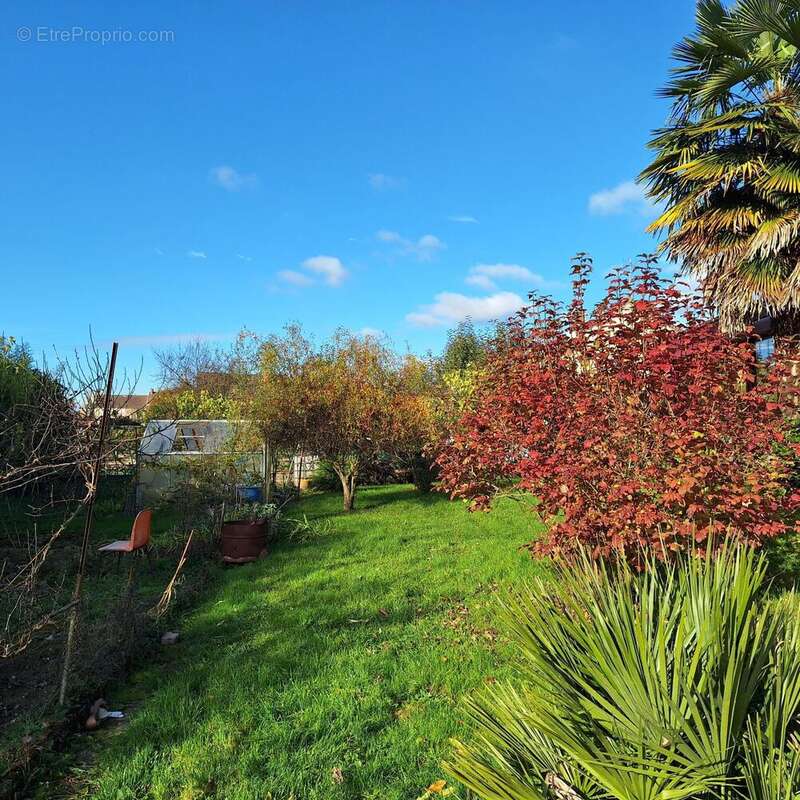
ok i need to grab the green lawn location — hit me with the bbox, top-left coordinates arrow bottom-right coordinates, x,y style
65,485 -> 546,800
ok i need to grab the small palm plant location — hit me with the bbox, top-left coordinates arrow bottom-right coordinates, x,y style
448,546 -> 800,800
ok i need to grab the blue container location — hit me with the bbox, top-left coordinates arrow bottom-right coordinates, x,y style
236,485 -> 263,502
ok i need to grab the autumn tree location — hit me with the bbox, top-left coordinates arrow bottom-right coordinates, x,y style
253,328 -> 397,511
437,254 -> 800,562
385,354 -> 440,492
387,326 -> 498,492
245,324 -> 314,491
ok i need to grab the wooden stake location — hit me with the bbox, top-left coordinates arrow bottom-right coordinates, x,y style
264,439 -> 272,504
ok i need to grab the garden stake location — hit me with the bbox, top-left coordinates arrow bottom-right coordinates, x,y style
149,530 -> 194,619
58,342 -> 118,706
263,439 -> 271,504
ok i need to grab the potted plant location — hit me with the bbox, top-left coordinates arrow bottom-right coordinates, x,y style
220,502 -> 277,564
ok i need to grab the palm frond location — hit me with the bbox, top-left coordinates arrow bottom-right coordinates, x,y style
447,545 -> 800,800
640,0 -> 800,331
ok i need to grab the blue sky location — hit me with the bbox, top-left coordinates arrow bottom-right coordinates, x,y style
1,1 -> 696,389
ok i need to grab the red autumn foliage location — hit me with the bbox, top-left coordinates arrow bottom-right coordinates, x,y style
436,254 -> 800,561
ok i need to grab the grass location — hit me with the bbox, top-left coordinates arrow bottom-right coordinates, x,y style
59,485 -> 547,800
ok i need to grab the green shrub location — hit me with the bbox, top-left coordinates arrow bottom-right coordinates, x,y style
282,513 -> 332,544
448,545 -> 800,800
308,459 -> 340,491
0,336 -> 73,485
223,502 -> 279,525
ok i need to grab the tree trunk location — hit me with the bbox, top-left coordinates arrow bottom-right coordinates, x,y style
410,453 -> 436,493
342,481 -> 354,511
337,469 -> 357,512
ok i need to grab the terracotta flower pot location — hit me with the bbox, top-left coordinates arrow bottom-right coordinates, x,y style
221,520 -> 268,564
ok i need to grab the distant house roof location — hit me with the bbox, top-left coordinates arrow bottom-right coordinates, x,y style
112,394 -> 152,412
89,391 -> 154,419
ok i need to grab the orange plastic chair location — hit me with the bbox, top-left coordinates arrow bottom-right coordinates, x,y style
98,509 -> 152,555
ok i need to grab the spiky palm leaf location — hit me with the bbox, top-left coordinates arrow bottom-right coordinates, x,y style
447,546 -> 800,800
641,0 -> 800,332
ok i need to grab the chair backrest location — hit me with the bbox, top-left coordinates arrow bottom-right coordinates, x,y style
130,509 -> 152,549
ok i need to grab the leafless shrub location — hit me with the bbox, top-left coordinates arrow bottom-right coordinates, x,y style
0,339 -> 139,660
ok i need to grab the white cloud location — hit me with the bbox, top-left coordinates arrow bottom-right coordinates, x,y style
406,291 -> 524,327
375,229 -> 445,261
472,264 -> 532,281
302,255 -> 348,286
359,327 -> 384,338
376,229 -> 403,244
154,247 -> 164,256
209,165 -> 258,191
465,263 -> 562,290
465,274 -> 496,290
588,180 -> 650,216
417,234 -> 443,250
237,254 -> 253,262
406,311 -> 441,327
275,255 -> 349,289
278,269 -> 314,287
368,172 -> 404,191
448,215 -> 479,224
187,250 -> 207,259
114,332 -> 229,348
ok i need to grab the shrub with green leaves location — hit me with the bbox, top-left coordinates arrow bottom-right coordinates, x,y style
0,336 -> 72,483
223,501 -> 278,525
283,513 -> 332,543
448,545 -> 800,800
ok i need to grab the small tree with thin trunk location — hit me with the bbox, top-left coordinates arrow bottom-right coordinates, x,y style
253,327 -> 396,511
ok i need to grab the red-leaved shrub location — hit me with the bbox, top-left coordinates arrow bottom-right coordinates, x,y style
437,255 -> 800,561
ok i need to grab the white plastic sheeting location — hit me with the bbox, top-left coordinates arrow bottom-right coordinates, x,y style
139,420 -> 177,455
138,420 -> 236,455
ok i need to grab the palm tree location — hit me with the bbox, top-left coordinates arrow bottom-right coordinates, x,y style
447,545 -> 800,800
641,0 -> 800,334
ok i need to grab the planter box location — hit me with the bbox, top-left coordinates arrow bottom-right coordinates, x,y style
221,520 -> 268,564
